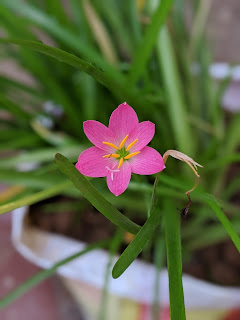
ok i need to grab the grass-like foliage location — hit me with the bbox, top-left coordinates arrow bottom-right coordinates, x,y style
0,0 -> 239,319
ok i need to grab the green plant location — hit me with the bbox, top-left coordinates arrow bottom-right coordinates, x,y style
0,0 -> 239,319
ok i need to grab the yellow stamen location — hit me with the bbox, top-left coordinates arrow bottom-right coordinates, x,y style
103,154 -> 120,158
126,139 -> 138,151
119,134 -> 129,149
118,157 -> 123,168
124,151 -> 140,160
102,141 -> 118,149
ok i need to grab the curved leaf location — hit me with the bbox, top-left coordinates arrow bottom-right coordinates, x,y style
112,207 -> 161,278
55,153 -> 140,235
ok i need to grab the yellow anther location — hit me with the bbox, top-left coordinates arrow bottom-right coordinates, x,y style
102,141 -> 118,149
124,151 -> 140,160
126,139 -> 138,151
119,134 -> 129,149
103,154 -> 120,158
118,157 -> 123,169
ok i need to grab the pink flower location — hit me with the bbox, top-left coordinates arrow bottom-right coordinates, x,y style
76,102 -> 165,196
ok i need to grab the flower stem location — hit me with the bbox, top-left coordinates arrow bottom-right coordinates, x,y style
163,199 -> 186,320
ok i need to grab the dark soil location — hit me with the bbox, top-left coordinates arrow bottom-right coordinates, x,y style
29,197 -> 115,243
29,196 -> 240,287
182,241 -> 240,286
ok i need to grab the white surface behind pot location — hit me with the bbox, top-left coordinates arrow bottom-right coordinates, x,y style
12,206 -> 240,310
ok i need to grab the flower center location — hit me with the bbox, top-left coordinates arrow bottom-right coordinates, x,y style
102,134 -> 140,168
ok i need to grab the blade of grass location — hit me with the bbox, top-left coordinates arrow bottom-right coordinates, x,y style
205,153 -> 240,170
0,170 -> 64,189
112,206 -> 161,279
0,39 -> 123,99
189,0 -> 213,58
0,135 -> 42,151
128,0 -> 173,86
156,27 -> 195,155
163,198 -> 186,320
112,170 -> 163,278
1,0 -> 121,77
55,153 -> 140,235
43,0 -> 70,28
0,38 -> 158,116
0,180 -> 72,215
0,144 -> 82,168
186,220 -> 240,251
224,176 -> 240,199
93,0 -> 134,54
0,240 -> 109,309
127,0 -> 142,45
0,75 -> 42,99
0,93 -> 32,120
0,7 -> 83,134
74,72 -> 97,119
82,0 -> 119,66
69,0 -> 93,43
204,194 -> 240,253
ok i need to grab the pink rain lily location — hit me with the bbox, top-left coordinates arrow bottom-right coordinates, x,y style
76,102 -> 165,196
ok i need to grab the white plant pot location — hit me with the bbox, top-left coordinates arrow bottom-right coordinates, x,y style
12,207 -> 240,320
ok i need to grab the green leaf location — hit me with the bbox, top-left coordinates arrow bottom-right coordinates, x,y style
204,194 -> 240,253
0,75 -> 42,99
0,93 -> 32,120
156,27 -> 195,155
112,207 -> 161,279
0,181 -> 71,215
0,38 -> 118,93
128,0 -> 173,85
55,153 -> 140,235
44,0 -> 71,28
0,0 -> 116,73
206,153 -> 240,170
0,134 -> 42,151
0,240 -> 108,309
0,169 -> 63,189
0,145 -> 82,168
163,199 -> 186,320
186,219 -> 240,250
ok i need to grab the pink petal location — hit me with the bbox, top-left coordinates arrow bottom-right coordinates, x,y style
76,147 -> 115,177
106,161 -> 132,196
83,120 -> 117,152
127,121 -> 155,152
108,102 -> 139,143
129,146 -> 165,175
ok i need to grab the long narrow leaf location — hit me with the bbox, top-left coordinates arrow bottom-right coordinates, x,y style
157,27 -> 195,155
112,207 -> 161,278
0,181 -> 71,215
128,0 -> 173,85
0,145 -> 82,168
0,93 -> 32,120
0,39 -> 157,116
55,153 -> 140,235
163,199 -> 186,320
204,194 -> 240,253
0,38 -> 119,94
1,0 -> 118,75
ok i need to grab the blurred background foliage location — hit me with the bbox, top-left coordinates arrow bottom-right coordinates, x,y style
0,0 -> 239,261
